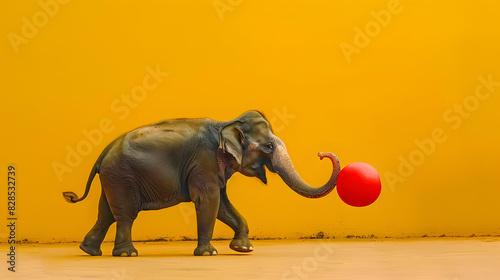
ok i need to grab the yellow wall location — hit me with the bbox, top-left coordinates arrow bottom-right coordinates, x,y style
1,0 -> 500,243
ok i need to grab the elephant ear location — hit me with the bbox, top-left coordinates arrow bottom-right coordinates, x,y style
219,122 -> 245,165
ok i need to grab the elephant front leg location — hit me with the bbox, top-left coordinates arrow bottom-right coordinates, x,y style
193,195 -> 220,256
217,188 -> 253,253
189,177 -> 220,256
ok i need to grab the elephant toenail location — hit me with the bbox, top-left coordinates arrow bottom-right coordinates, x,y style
120,252 -> 128,257
249,246 -> 254,250
203,251 -> 210,256
131,252 -> 137,257
241,246 -> 247,250
212,251 -> 217,255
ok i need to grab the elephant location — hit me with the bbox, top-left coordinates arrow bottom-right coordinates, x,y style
63,110 -> 340,257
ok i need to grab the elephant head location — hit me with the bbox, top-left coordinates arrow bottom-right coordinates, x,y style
218,111 -> 341,198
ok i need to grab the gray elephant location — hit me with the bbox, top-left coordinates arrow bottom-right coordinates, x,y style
63,111 -> 340,256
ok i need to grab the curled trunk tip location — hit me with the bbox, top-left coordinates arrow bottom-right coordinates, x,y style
272,138 -> 341,199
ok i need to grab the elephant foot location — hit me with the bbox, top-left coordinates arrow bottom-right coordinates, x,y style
112,244 -> 138,257
80,243 -> 102,256
194,244 -> 218,256
230,237 -> 254,253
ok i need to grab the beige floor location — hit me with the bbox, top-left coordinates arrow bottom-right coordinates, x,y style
2,238 -> 500,279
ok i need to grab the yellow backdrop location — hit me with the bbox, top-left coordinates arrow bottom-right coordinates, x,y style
1,0 -> 500,243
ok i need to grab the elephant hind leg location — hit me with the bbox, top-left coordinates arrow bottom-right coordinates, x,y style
106,188 -> 140,257
112,220 -> 138,257
80,189 -> 116,256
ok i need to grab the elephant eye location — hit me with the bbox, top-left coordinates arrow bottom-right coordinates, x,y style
261,142 -> 274,153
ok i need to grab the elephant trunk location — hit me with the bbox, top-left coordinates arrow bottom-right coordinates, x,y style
271,137 -> 341,199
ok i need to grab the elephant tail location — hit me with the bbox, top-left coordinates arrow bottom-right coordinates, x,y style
63,165 -> 98,203
62,139 -> 115,203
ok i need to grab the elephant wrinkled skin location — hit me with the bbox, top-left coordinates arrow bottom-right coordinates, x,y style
63,111 -> 340,257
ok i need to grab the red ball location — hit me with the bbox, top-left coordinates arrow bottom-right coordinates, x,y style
336,162 -> 381,207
